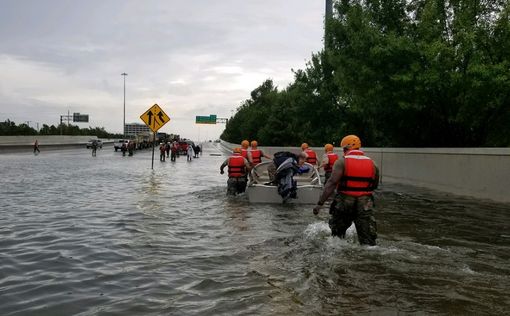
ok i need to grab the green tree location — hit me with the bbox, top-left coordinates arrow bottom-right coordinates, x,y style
222,0 -> 510,147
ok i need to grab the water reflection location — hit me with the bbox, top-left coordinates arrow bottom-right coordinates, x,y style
223,194 -> 250,232
143,170 -> 161,194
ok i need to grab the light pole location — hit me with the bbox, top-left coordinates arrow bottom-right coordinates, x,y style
325,0 -> 332,19
325,0 -> 333,50
121,72 -> 128,137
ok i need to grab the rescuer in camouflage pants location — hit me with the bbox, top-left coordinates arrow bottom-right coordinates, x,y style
227,177 -> 247,195
220,148 -> 251,196
329,194 -> 377,245
313,135 -> 379,246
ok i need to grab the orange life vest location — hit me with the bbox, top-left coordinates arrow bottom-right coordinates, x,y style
338,150 -> 377,197
324,152 -> 338,172
228,154 -> 246,177
304,149 -> 317,165
250,149 -> 262,165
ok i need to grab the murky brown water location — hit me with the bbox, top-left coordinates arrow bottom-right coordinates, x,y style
0,143 -> 509,315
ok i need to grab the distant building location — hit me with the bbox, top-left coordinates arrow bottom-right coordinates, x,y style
125,123 -> 150,136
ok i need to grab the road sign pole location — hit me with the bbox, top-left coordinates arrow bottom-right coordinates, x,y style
151,133 -> 155,170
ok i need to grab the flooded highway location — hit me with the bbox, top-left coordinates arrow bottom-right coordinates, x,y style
1,143 -> 509,315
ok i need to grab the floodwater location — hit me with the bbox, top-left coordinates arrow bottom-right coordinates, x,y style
0,143 -> 509,315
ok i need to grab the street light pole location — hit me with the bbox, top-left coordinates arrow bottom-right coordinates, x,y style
121,72 -> 128,137
325,0 -> 333,50
325,0 -> 333,19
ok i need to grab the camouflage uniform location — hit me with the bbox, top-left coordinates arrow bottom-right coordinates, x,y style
227,177 -> 247,195
329,193 -> 377,245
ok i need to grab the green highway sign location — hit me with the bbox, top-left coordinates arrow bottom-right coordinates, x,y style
73,113 -> 89,122
196,115 -> 217,124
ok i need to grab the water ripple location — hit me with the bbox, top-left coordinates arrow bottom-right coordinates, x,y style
0,146 -> 509,315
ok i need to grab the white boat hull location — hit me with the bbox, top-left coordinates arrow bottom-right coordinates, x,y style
247,184 -> 322,204
246,161 -> 323,204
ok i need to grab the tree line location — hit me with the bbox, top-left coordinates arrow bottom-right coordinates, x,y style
0,119 -> 122,138
221,0 -> 510,147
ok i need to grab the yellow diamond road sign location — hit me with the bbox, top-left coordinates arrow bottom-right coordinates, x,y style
140,104 -> 170,132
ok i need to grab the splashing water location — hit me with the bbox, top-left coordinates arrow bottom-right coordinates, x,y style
303,221 -> 331,240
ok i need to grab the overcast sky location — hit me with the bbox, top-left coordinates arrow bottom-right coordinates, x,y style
0,0 -> 325,140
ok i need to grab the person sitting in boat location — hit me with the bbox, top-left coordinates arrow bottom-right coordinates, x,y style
318,143 -> 338,183
249,140 -> 271,167
268,152 -> 310,202
220,147 -> 251,195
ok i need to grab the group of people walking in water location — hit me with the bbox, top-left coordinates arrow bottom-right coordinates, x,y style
159,141 -> 201,162
220,135 -> 379,246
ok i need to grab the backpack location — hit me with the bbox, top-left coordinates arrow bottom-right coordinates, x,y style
273,151 -> 298,167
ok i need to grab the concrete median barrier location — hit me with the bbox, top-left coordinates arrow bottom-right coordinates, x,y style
0,136 -> 114,153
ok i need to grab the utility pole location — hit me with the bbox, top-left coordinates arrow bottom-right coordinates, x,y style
325,0 -> 333,19
325,0 -> 333,50
121,73 -> 128,138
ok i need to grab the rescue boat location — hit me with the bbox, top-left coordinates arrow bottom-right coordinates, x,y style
246,161 -> 323,204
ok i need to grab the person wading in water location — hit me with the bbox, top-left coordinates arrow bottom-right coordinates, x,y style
313,135 -> 380,245
220,147 -> 251,195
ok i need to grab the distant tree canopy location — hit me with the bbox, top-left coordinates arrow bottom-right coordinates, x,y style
0,119 -> 122,138
221,0 -> 510,147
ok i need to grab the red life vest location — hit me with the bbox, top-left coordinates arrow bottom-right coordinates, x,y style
241,149 -> 248,159
338,150 -> 377,197
228,154 -> 246,177
250,149 -> 262,165
324,152 -> 338,172
304,149 -> 317,165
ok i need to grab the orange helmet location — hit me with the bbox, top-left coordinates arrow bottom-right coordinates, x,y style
324,144 -> 334,152
233,147 -> 242,154
241,140 -> 249,149
250,140 -> 258,148
301,143 -> 309,150
340,135 -> 361,150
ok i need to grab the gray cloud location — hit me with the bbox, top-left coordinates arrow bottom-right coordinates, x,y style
0,0 -> 325,139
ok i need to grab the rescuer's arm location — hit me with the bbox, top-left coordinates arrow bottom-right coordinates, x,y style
247,151 -> 253,164
313,158 -> 344,215
262,150 -> 272,160
244,158 -> 253,175
318,154 -> 328,170
373,164 -> 380,189
220,159 -> 228,174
